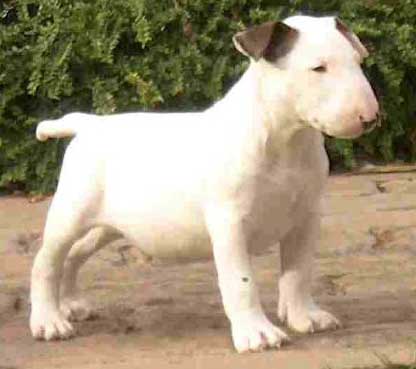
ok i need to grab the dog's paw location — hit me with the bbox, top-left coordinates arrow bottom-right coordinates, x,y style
60,296 -> 93,322
30,308 -> 75,340
230,310 -> 289,353
279,304 -> 341,333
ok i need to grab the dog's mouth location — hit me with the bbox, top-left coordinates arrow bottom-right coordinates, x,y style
319,125 -> 363,139
363,114 -> 382,134
314,116 -> 381,139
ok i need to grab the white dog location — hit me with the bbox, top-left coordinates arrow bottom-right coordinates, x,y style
31,15 -> 379,353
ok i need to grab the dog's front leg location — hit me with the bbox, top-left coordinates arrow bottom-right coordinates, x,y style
278,213 -> 341,333
205,204 -> 288,353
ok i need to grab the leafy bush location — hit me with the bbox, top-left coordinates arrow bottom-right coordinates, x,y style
1,0 -> 415,193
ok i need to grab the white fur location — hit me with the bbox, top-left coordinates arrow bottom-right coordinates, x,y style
30,16 -> 378,352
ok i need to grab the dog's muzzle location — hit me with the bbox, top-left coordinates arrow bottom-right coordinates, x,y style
362,113 -> 381,134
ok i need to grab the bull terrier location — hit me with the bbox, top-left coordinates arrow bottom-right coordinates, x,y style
31,15 -> 379,353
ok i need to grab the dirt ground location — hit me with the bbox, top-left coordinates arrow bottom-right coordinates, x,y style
1,170 -> 416,369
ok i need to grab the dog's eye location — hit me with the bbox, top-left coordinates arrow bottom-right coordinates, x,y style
311,65 -> 327,73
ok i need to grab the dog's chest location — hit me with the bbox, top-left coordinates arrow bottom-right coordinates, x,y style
242,166 -> 313,251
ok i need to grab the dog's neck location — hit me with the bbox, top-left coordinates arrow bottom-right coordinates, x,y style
210,63 -> 311,162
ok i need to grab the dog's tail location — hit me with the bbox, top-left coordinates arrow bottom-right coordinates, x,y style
36,113 -> 90,141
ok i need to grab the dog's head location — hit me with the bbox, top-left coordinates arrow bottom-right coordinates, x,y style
233,16 -> 379,139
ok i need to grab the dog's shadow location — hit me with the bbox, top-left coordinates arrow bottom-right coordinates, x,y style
75,291 -> 416,350
293,291 -> 416,350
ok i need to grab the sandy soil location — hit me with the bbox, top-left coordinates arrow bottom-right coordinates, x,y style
1,171 -> 416,369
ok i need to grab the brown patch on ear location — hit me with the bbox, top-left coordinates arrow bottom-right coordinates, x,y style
335,18 -> 369,59
233,21 -> 298,62
263,22 -> 299,62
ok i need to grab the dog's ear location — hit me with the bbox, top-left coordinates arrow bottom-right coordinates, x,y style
233,21 -> 298,62
335,18 -> 369,59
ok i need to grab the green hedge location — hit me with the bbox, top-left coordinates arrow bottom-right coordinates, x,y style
1,0 -> 415,193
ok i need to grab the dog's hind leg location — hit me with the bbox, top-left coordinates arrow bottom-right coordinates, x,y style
30,141 -> 103,340
30,197 -> 94,340
59,227 -> 123,321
